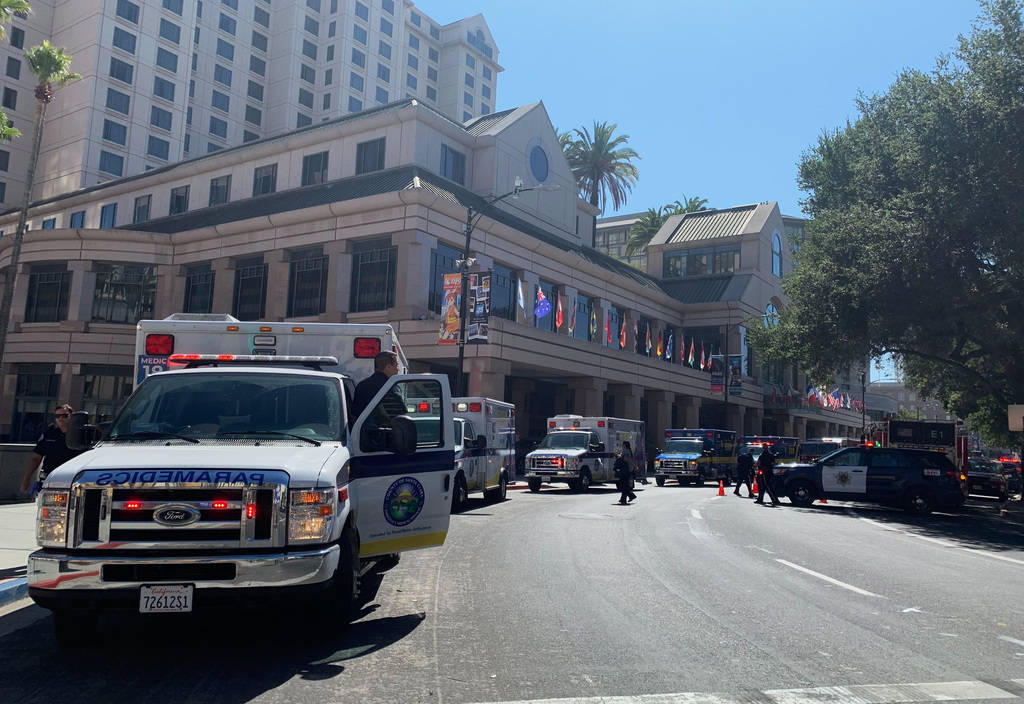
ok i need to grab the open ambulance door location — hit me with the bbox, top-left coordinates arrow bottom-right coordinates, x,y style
349,374 -> 454,558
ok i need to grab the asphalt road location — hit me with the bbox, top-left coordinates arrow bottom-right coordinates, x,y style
1,485 -> 1023,704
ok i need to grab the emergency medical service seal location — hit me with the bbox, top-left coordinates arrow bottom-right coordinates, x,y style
383,476 -> 425,526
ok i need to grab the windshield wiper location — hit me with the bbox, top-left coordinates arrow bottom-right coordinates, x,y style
218,430 -> 321,446
108,431 -> 199,444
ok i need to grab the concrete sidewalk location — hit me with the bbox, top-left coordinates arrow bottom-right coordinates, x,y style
0,500 -> 36,607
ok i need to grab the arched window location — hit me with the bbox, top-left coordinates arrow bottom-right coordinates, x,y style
764,302 -> 779,328
771,231 -> 782,277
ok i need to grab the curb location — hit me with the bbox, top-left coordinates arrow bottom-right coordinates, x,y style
0,578 -> 28,608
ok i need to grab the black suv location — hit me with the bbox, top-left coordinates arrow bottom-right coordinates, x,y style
772,447 -> 967,515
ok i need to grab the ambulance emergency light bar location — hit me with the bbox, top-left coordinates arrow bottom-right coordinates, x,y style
549,420 -> 605,428
167,354 -> 340,367
147,332 -> 382,358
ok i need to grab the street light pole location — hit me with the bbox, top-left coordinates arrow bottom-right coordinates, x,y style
860,370 -> 866,441
454,178 -> 558,397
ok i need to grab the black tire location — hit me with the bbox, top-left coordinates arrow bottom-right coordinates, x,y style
904,486 -> 934,516
53,610 -> 97,649
655,476 -> 666,487
527,478 -> 542,493
484,472 -> 507,503
574,470 -> 592,493
680,479 -> 691,486
451,472 -> 468,513
376,552 -> 401,571
787,480 -> 816,508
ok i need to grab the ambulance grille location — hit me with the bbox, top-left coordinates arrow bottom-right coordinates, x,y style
659,459 -> 689,469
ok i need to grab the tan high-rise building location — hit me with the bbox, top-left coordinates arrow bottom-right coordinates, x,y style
0,0 -> 501,207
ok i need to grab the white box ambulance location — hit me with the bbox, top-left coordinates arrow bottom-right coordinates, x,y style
28,342 -> 453,646
135,313 -> 407,386
524,415 -> 645,493
448,397 -> 515,511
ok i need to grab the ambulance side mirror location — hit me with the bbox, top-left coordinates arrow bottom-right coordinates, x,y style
591,441 -> 604,453
66,411 -> 103,451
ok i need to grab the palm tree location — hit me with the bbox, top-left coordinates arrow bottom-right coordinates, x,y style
0,0 -> 31,141
625,195 -> 712,256
0,40 -> 79,364
565,121 -> 640,212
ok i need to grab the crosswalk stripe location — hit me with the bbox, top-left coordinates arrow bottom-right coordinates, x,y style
464,679 -> 1019,704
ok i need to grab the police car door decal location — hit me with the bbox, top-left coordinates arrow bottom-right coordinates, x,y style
349,376 -> 453,557
822,458 -> 867,493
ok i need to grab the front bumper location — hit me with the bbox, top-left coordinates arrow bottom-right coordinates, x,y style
28,545 -> 339,609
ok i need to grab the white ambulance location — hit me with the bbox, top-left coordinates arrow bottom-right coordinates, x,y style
449,397 -> 515,511
134,313 -> 407,385
29,336 -> 453,645
524,415 -> 645,493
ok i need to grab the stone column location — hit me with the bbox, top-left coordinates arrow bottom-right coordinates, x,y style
265,249 -> 289,321
792,416 -> 807,441
569,377 -> 607,417
466,357 -> 510,399
676,395 -> 701,429
518,272 -> 538,327
7,262 -> 32,330
745,407 -> 763,435
392,230 -> 435,320
156,264 -> 183,319
211,257 -> 235,316
65,261 -> 94,325
323,239 -> 351,321
594,298 -> 611,347
507,378 -> 535,443
645,389 -> 673,450
609,383 -> 641,419
726,404 -> 745,437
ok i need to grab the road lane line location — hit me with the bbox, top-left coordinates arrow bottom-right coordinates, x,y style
775,559 -> 882,598
1000,635 -> 1024,647
690,509 -> 702,520
859,516 -> 1024,567
961,548 -> 1024,566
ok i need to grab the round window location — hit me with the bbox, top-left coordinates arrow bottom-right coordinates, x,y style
529,145 -> 549,183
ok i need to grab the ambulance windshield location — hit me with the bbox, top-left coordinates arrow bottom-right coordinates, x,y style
664,438 -> 704,454
537,432 -> 591,450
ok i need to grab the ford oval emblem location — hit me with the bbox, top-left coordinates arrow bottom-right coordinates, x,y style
153,504 -> 201,526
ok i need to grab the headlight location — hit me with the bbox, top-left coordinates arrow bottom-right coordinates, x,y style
37,490 -> 69,547
288,488 -> 335,544
654,460 -> 661,469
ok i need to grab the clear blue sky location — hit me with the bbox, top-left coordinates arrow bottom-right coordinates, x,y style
434,0 -> 984,217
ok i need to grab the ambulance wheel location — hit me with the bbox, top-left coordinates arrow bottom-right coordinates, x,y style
574,470 -> 591,493
485,472 -> 507,502
451,473 -> 468,513
527,478 -> 542,493
655,476 -> 666,487
787,480 -> 816,508
323,523 -> 360,628
53,610 -> 97,648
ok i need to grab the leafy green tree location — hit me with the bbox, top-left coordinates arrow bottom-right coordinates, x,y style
625,195 -> 711,256
0,41 -> 80,363
0,0 -> 31,141
747,0 -> 1024,450
563,121 -> 640,211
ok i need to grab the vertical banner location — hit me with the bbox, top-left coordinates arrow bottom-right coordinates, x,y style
728,354 -> 743,396
467,272 -> 491,344
438,272 -> 461,345
710,354 -> 725,393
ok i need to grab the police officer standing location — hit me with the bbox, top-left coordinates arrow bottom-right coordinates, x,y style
734,447 -> 754,497
754,444 -> 781,505
20,404 -> 84,496
615,449 -> 637,505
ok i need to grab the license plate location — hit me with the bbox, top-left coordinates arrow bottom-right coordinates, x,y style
140,584 -> 193,613
972,485 -> 983,491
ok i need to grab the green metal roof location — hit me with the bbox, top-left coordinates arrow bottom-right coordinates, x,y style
660,275 -> 752,304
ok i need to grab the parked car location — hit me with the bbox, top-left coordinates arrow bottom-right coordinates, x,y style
967,458 -> 1010,501
995,457 -> 1022,494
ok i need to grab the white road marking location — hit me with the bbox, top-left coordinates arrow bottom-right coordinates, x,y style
690,509 -> 702,520
775,559 -> 882,598
746,545 -> 774,554
901,607 -> 922,613
1000,635 -> 1024,647
463,679 -> 1018,704
858,516 -> 1024,566
961,548 -> 1024,566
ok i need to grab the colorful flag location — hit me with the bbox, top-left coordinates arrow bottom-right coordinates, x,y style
589,308 -> 597,339
688,339 -> 695,366
666,332 -> 673,361
645,326 -> 652,355
700,342 -> 706,370
619,316 -> 626,348
555,294 -> 563,329
516,278 -> 525,314
605,310 -> 612,344
534,286 -> 551,319
568,298 -> 577,335
656,332 -> 663,359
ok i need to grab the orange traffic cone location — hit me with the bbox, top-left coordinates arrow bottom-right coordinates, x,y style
751,477 -> 759,494
717,480 -> 725,496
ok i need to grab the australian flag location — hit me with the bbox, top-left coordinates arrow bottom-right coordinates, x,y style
534,287 -> 551,319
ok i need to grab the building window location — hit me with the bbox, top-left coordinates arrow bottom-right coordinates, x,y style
211,90 -> 230,112
302,39 -> 317,60
99,203 -> 118,229
482,84 -> 490,99
350,238 -> 396,312
0,149 -> 7,171
352,48 -> 366,68
410,11 -> 420,26
348,96 -> 362,112
429,25 -> 439,40
772,231 -> 783,277
249,55 -> 265,76
102,119 -> 127,145
322,93 -> 331,109
465,73 -> 474,88
41,218 -> 55,229
116,0 -> 140,23
214,64 -> 232,86
662,245 -> 739,278
153,76 -> 176,101
133,194 -> 151,223
428,242 -> 459,313
243,130 -> 260,143
287,247 -> 329,317
106,88 -> 130,114
216,38 -> 234,61
147,135 -> 170,160
350,72 -> 364,91
300,64 -> 315,84
326,45 -> 334,61
296,113 -> 311,128
375,86 -> 387,104
355,1 -> 368,20
466,54 -> 475,68
427,66 -> 437,81
247,79 -> 264,101
156,47 -> 179,73
425,86 -> 435,101
439,144 -> 465,185
209,115 -> 228,138
209,174 -> 231,205
406,73 -> 416,89
92,263 -> 156,324
169,184 -> 189,214
428,47 -> 438,62
301,151 -> 329,186
376,63 -> 390,82
251,31 -> 268,52
489,264 -> 516,322
219,13 -> 237,35
355,137 -> 385,174
407,54 -> 418,70
253,6 -> 269,27
80,364 -> 133,423
483,66 -> 492,80
378,41 -> 391,61
112,27 -> 136,54
10,365 -> 60,442
244,104 -> 262,125
464,92 -> 473,107
24,264 -> 71,323
481,103 -> 490,115
353,24 -> 366,44
574,294 -> 593,340
69,211 -> 85,228
150,105 -> 172,130
304,16 -> 319,36
183,263 -> 214,314
381,0 -> 393,14
328,21 -> 336,37
409,34 -> 419,51
324,68 -> 333,85
98,150 -> 124,176
109,57 -> 134,84
159,18 -> 181,44
163,0 -> 183,14
252,163 -> 277,196
380,17 -> 392,36
232,256 -> 267,320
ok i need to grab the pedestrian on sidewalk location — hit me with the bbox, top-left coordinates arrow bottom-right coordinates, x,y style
615,449 -> 637,505
734,447 -> 754,497
755,443 -> 781,506
20,403 -> 84,497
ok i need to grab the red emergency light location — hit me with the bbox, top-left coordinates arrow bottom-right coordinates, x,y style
169,354 -> 202,361
597,421 -> 605,427
549,421 -> 556,428
469,402 -> 482,412
553,457 -> 564,468
211,500 -> 228,510
124,500 -> 142,510
417,402 -> 430,412
145,334 -> 174,355
353,337 -> 381,358
245,503 -> 256,519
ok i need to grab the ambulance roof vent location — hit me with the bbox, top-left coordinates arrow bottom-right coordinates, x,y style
163,313 -> 240,322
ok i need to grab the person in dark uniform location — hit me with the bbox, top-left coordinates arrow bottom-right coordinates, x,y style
755,443 -> 781,505
20,404 -> 84,496
350,351 -> 401,424
734,447 -> 754,497
621,440 -> 647,485
614,450 -> 637,505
